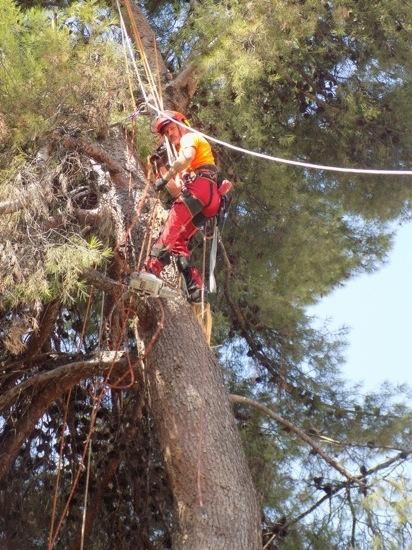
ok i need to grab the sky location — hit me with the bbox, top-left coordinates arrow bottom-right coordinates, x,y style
308,222 -> 412,392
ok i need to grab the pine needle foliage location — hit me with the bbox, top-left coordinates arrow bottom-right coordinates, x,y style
0,0 -> 129,159
0,0 -> 412,547
45,234 -> 112,302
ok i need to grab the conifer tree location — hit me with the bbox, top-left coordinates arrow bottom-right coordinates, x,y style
0,0 -> 411,548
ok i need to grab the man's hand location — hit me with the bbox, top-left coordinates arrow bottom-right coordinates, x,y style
154,177 -> 167,191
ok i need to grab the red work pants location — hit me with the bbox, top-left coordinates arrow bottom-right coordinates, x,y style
153,176 -> 221,259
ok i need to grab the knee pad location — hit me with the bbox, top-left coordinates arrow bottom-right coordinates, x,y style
151,244 -> 171,266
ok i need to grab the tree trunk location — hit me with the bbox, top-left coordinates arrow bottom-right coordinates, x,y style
139,298 -> 261,549
63,102 -> 261,546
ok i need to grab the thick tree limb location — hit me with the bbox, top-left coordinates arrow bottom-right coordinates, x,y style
0,198 -> 25,215
229,394 -> 358,483
140,299 -> 261,548
116,1 -> 197,111
0,351 -> 135,412
116,0 -> 170,83
82,268 -> 126,294
166,64 -> 198,112
60,135 -> 131,190
25,299 -> 61,359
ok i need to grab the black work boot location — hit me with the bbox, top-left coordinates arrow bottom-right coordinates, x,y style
176,256 -> 207,303
183,266 -> 207,303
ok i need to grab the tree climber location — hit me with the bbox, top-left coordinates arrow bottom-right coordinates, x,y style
139,110 -> 222,302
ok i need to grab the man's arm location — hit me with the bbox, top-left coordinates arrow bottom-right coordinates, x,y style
154,146 -> 196,190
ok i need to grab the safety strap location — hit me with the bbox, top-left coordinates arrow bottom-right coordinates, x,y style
182,190 -> 204,216
193,165 -> 218,181
209,219 -> 218,293
182,173 -> 217,215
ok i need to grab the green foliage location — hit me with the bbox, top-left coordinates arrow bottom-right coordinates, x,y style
132,115 -> 158,162
180,0 -> 412,354
45,235 -> 112,302
1,235 -> 111,306
0,0 -> 129,158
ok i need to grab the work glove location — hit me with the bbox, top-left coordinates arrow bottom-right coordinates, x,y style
154,177 -> 167,192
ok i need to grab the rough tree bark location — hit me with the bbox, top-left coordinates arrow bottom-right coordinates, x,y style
138,298 -> 261,549
58,116 -> 261,545
89,129 -> 261,546
114,0 -> 198,112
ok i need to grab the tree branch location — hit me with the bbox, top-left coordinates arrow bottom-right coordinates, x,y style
115,0 -> 170,84
358,449 -> 412,480
82,268 -> 126,294
59,135 -> 131,190
116,0 -> 197,111
0,351 -> 135,412
280,448 -> 412,534
0,198 -> 25,215
25,299 -> 61,359
166,64 -> 198,112
229,394 -> 358,483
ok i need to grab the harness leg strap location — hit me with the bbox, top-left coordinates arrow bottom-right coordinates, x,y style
181,190 -> 204,216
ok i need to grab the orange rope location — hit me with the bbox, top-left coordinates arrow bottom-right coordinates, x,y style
49,350 -> 126,546
153,35 -> 164,109
122,0 -> 162,107
136,196 -> 158,270
47,389 -> 72,550
79,288 -> 94,350
47,285 -> 96,548
49,286 -> 131,546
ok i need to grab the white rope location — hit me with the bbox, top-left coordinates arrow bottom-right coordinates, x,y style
117,0 -> 150,105
144,103 -> 412,176
116,2 -> 411,177
116,2 -> 176,165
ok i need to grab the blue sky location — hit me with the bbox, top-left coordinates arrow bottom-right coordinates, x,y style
309,222 -> 412,392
